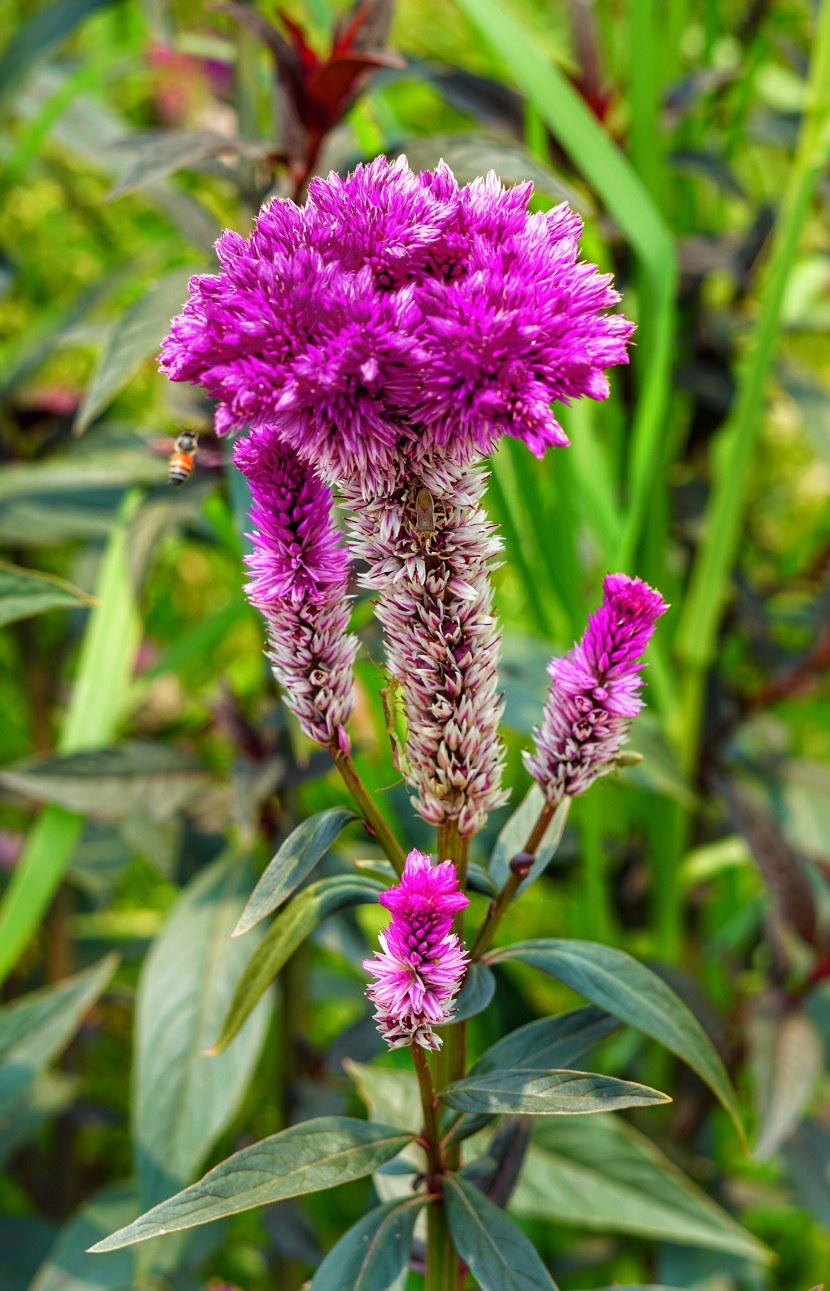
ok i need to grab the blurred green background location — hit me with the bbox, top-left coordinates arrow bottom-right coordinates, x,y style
1,0 -> 830,1287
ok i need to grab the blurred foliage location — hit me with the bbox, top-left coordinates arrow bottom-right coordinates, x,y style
1,0 -> 830,1287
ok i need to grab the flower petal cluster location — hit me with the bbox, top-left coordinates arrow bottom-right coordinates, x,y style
525,574 -> 668,804
364,849 -> 469,1050
342,458 -> 508,834
160,156 -> 633,496
235,429 -> 357,753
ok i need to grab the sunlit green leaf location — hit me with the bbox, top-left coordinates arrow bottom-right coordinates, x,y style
0,0 -> 118,114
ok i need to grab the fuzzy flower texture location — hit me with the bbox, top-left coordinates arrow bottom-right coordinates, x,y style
161,155 -> 634,496
364,850 -> 469,1050
526,574 -> 668,805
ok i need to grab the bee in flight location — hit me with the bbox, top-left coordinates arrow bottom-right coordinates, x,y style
168,429 -> 198,486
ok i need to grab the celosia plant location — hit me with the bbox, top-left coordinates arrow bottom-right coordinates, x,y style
93,159 -> 748,1290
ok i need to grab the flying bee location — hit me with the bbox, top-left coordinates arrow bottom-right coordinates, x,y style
168,429 -> 198,486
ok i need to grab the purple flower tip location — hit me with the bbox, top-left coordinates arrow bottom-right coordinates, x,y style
364,849 -> 469,1050
525,573 -> 668,803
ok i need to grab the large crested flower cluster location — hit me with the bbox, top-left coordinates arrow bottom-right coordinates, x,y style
364,849 -> 469,1050
234,430 -> 357,754
161,156 -> 633,496
526,574 -> 668,805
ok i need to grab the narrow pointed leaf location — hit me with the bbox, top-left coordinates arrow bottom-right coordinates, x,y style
234,807 -> 359,936
486,940 -> 744,1142
135,853 -> 270,1210
442,1068 -> 670,1116
469,1007 -> 620,1079
309,1197 -> 424,1291
0,561 -> 94,627
0,955 -> 117,1118
212,875 -> 384,1053
0,743 -> 207,822
89,1118 -> 411,1252
444,1173 -> 559,1290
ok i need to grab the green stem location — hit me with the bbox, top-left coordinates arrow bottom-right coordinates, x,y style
675,0 -> 830,769
470,798 -> 557,960
333,753 -> 406,875
412,1044 -> 449,1291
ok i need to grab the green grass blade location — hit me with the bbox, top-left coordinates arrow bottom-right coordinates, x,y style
455,0 -> 677,581
0,492 -> 143,985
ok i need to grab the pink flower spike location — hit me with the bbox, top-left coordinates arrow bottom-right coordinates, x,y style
364,850 -> 469,1051
525,574 -> 668,805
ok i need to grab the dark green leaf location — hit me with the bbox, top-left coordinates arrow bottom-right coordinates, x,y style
107,130 -> 263,200
234,807 -> 359,936
0,560 -> 94,627
212,875 -> 384,1053
512,1116 -> 769,1261
442,1068 -> 670,1116
309,1197 -> 424,1291
89,1118 -> 411,1252
0,742 -> 208,821
444,1173 -> 559,1290
135,854 -> 270,1211
0,1215 -> 58,1291
490,786 -> 570,892
0,0 -> 118,114
30,1184 -> 136,1291
486,940 -> 744,1142
74,269 -> 192,434
444,963 -> 496,1025
445,1008 -> 619,1147
0,955 -> 117,1119
468,1007 -> 620,1079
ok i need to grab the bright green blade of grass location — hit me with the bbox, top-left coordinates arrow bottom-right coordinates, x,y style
676,0 -> 830,756
455,0 -> 678,574
0,492 -> 143,985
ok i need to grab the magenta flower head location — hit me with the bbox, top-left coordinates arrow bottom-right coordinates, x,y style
160,156 -> 633,495
234,429 -> 357,754
525,574 -> 668,805
364,849 -> 469,1051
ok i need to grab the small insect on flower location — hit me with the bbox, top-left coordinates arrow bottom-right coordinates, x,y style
414,486 -> 436,540
168,429 -> 198,486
